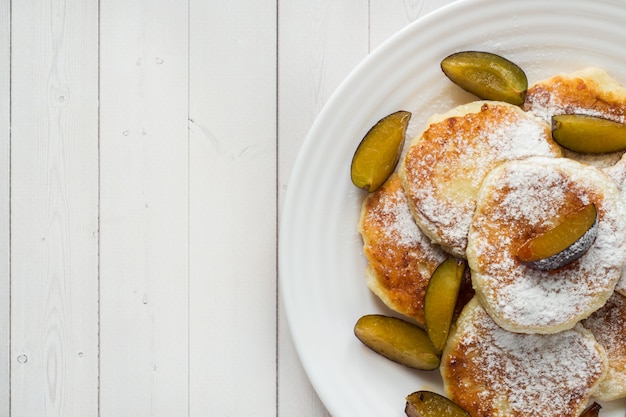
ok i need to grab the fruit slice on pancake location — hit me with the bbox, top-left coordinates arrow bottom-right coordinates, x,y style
552,114 -> 626,154
467,156 -> 626,334
524,66 -> 626,167
399,100 -> 561,258
516,203 -> 598,271
424,258 -> 465,352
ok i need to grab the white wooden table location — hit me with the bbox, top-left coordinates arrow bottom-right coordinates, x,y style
0,1 -> 457,415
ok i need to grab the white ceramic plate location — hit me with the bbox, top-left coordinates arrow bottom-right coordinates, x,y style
279,0 -> 626,416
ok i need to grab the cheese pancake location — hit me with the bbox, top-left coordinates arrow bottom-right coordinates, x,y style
467,157 -> 626,334
399,101 -> 561,258
358,174 -> 448,326
603,155 -> 626,296
524,67 -> 626,167
441,298 -> 607,417
583,292 -> 626,401
525,66 -> 626,124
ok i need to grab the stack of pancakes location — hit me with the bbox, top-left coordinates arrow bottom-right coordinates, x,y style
358,67 -> 626,417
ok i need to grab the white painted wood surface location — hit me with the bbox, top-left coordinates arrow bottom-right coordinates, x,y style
1,1 -> 455,415
0,0 -> 9,415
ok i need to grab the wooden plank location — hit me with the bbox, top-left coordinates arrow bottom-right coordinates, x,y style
0,1 -> 10,415
98,1 -> 189,415
277,0 -> 369,205
187,1 -> 277,415
9,1 -> 100,416
277,1 -> 368,416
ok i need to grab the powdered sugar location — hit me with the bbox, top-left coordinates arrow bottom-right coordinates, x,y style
468,158 -> 626,332
375,187 -> 424,247
582,292 -> 626,401
584,292 -> 626,360
525,81 -> 626,124
360,174 -> 449,275
402,102 -> 560,257
524,67 -> 626,125
360,175 -> 448,324
485,114 -> 555,159
446,300 -> 606,417
491,166 -> 566,226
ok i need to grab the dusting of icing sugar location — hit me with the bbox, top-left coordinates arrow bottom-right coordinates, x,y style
581,292 -> 626,400
364,179 -> 446,269
492,166 -> 566,226
583,292 -> 626,359
451,302 -> 606,417
469,158 -> 626,332
373,187 -> 424,247
525,82 -> 626,124
607,160 -> 626,295
408,174 -> 472,251
403,104 -> 558,257
484,115 -> 555,159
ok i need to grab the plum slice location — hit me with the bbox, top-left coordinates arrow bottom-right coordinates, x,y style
350,110 -> 411,192
424,258 -> 465,351
552,114 -> 626,154
353,315 -> 440,370
405,391 -> 470,417
516,203 -> 598,271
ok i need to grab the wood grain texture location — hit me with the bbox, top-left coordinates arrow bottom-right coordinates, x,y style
277,1 -> 368,416
188,1 -> 277,415
99,0 -> 189,415
0,1 -> 10,414
3,1 -> 458,416
10,0 -> 100,416
278,0 -> 368,209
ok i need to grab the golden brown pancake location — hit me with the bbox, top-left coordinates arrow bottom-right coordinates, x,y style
525,66 -> 626,124
467,157 -> 626,334
358,174 -> 448,326
399,100 -> 561,258
524,67 -> 626,167
441,298 -> 608,417
583,292 -> 626,401
603,156 -> 626,296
